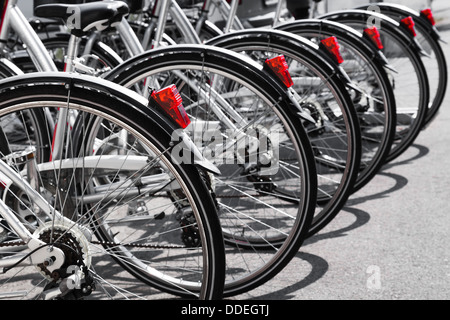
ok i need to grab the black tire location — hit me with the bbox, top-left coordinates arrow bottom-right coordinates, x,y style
275,19 -> 397,193
205,30 -> 362,238
104,44 -> 318,296
319,10 -> 430,162
355,3 -> 447,127
0,72 -> 225,300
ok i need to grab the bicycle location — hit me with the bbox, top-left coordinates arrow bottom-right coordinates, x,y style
194,0 -> 432,162
191,0 -> 398,219
124,0 -> 396,239
293,0 -> 446,128
0,0 -> 227,299
354,3 -> 447,127
272,19 -> 398,199
316,9 -> 430,162
61,0 -> 363,295
1,0 -> 322,298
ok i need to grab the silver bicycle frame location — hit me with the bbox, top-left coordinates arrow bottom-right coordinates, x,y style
1,0 -> 57,131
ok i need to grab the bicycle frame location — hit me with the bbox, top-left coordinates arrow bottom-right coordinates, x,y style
193,0 -> 283,32
0,152 -> 78,271
0,0 -> 56,130
1,0 -> 274,162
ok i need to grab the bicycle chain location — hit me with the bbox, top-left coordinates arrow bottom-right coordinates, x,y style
90,240 -> 186,249
0,240 -> 186,249
0,240 -> 27,247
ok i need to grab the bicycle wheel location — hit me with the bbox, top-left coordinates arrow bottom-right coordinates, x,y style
275,19 -> 396,193
0,72 -> 225,300
205,30 -> 362,238
319,10 -> 430,162
355,3 -> 447,127
141,6 -> 361,237
105,44 -> 318,296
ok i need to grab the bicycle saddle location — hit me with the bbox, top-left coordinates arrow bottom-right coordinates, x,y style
34,1 -> 129,36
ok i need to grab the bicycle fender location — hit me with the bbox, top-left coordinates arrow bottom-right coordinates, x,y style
275,19 -> 396,73
203,20 -> 223,37
355,3 -> 444,42
205,29 -> 360,115
0,72 -> 221,176
0,58 -> 24,76
206,28 -> 336,76
318,9 -> 429,57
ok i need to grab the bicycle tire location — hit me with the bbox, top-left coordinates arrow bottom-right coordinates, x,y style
275,19 -> 397,193
319,10 -> 430,162
355,3 -> 447,127
204,30 -> 362,238
0,72 -> 225,300
104,44 -> 318,297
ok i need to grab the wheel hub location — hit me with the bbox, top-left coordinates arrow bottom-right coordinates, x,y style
33,221 -> 93,298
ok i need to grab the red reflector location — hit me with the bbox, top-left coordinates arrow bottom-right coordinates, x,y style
421,8 -> 436,26
364,26 -> 384,50
264,55 -> 294,88
320,36 -> 344,64
401,16 -> 417,37
151,85 -> 191,129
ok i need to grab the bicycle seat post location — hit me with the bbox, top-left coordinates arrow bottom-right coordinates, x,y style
65,34 -> 81,73
8,3 -> 59,72
223,0 -> 239,33
153,0 -> 171,49
52,14 -> 83,161
51,33 -> 78,161
272,0 -> 286,27
194,0 -> 213,35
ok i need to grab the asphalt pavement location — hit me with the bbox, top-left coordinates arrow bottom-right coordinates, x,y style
232,2 -> 450,301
